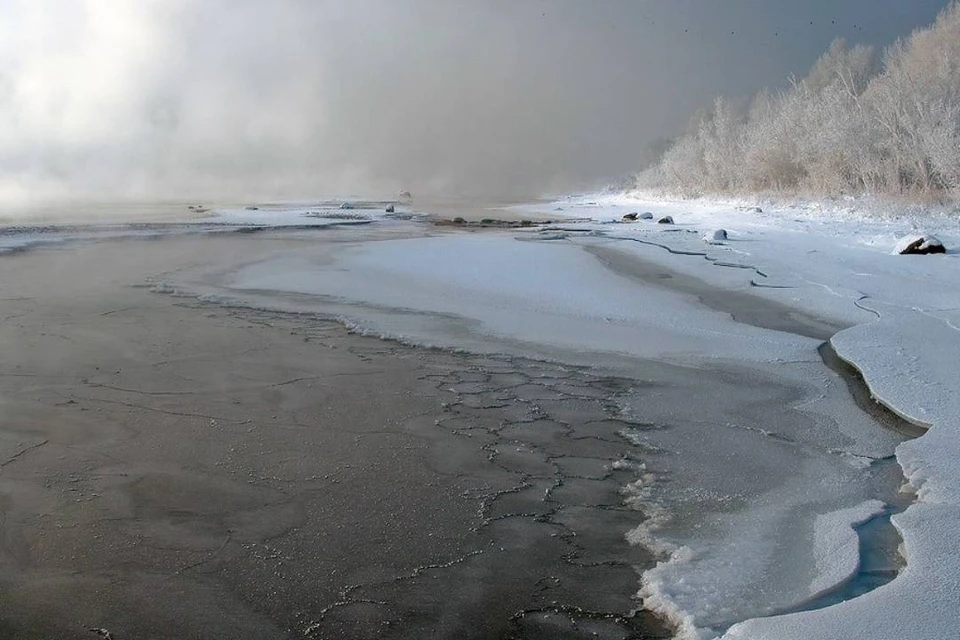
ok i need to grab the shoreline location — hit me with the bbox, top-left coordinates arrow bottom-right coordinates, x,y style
0,205 -> 931,638
585,243 -> 925,439
507,192 -> 960,639
154,226 -> 912,636
0,235 -> 671,639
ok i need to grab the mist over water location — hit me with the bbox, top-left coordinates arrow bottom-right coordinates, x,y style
0,0 -> 950,204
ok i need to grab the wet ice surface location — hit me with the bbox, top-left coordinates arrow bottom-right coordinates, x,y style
209,309 -> 902,640
307,346 -> 674,639
511,194 -> 960,640
156,223 -> 913,639
13,196 -> 935,638
222,234 -> 817,365
606,362 -> 907,636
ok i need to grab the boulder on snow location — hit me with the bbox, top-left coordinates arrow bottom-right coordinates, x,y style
703,229 -> 728,243
894,234 -> 946,255
920,237 -> 946,253
639,212 -> 654,220
385,204 -> 395,213
657,215 -> 674,225
622,212 -> 639,221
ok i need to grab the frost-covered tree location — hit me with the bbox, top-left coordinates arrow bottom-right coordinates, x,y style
864,2 -> 960,194
699,96 -> 745,191
641,1 -> 960,202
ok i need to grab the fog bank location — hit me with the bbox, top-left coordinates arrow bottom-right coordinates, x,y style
0,0 -> 949,203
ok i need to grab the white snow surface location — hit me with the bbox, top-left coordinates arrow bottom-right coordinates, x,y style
511,192 -> 960,639
808,499 -> 886,598
228,234 -> 815,364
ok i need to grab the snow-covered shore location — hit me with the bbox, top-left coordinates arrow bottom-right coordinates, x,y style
154,192 -> 958,639
3,193 -> 955,638
144,192 -> 957,639
512,192 -> 960,639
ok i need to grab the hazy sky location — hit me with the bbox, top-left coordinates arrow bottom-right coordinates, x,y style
0,0 -> 952,202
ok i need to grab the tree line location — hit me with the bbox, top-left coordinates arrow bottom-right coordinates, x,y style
638,2 -> 960,201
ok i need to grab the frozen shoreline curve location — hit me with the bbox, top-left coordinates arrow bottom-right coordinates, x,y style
724,307 -> 960,640
2,195 -> 955,639
157,197 -> 930,638
509,193 -> 960,640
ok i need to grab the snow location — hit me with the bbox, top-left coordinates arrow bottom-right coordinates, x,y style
723,503 -> 960,640
227,233 -> 818,365
512,191 -> 960,639
808,500 -> 886,598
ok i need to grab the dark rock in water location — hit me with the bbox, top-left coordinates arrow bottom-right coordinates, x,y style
622,212 -> 639,221
385,204 -> 395,213
748,206 -> 763,213
703,229 -> 728,243
657,216 -> 674,225
639,212 -> 654,220
481,218 -> 495,225
244,206 -> 259,211
895,234 -> 945,255
453,217 -> 466,224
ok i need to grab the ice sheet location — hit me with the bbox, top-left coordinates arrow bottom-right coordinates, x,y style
516,192 -> 960,639
99,188 -> 960,640
210,226 -> 910,639
808,500 -> 886,598
228,234 -> 816,364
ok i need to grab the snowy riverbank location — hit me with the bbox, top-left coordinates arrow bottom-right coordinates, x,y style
511,192 -> 960,639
